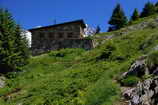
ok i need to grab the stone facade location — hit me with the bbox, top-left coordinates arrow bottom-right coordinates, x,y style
31,39 -> 94,55
29,20 -> 94,55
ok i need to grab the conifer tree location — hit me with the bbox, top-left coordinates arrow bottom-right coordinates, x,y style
107,27 -> 113,32
0,8 -> 29,73
155,1 -> 158,12
130,8 -> 139,21
140,2 -> 156,18
155,1 -> 158,7
108,3 -> 128,31
95,26 -> 101,34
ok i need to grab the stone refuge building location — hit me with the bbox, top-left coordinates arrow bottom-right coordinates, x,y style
29,20 -> 94,55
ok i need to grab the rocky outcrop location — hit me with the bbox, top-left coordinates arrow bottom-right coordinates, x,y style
123,77 -> 158,105
122,55 -> 158,105
122,55 -> 158,79
122,56 -> 147,78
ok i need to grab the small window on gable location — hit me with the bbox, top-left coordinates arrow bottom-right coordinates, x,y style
58,33 -> 63,38
68,32 -> 73,38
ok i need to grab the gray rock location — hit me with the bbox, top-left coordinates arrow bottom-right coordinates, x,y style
122,55 -> 158,79
0,76 -> 6,88
17,103 -> 23,105
123,88 -> 135,100
122,52 -> 158,105
122,56 -> 147,78
153,45 -> 158,51
123,77 -> 158,105
153,67 -> 158,75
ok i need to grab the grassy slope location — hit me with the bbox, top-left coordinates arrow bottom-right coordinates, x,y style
0,17 -> 158,105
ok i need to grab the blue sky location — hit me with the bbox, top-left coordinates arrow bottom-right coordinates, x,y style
0,0 -> 157,32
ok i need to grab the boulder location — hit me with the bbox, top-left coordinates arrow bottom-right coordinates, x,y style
123,88 -> 135,100
122,55 -> 158,79
122,56 -> 147,78
122,53 -> 158,105
123,77 -> 158,105
153,67 -> 158,75
0,76 -> 6,88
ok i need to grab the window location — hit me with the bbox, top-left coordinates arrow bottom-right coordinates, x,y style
39,32 -> 44,38
49,32 -> 54,39
58,33 -> 63,38
67,32 -> 73,38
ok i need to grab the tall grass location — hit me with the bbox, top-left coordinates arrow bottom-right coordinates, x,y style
0,24 -> 158,105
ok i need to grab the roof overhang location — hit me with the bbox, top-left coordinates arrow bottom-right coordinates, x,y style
28,19 -> 86,32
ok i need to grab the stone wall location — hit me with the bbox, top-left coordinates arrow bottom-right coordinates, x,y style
32,39 -> 94,56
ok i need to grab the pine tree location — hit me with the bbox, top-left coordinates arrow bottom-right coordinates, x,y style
0,8 -> 29,73
155,1 -> 158,12
107,27 -> 114,32
108,3 -> 128,31
140,2 -> 156,18
95,26 -> 101,34
130,8 -> 139,21
155,1 -> 158,7
14,25 -> 30,66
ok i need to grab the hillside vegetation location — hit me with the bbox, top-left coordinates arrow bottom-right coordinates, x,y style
0,16 -> 158,105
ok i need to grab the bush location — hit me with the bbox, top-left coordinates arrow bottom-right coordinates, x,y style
85,79 -> 120,105
6,72 -> 18,79
142,74 -> 153,80
146,51 -> 158,70
121,76 -> 140,86
96,41 -> 116,61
